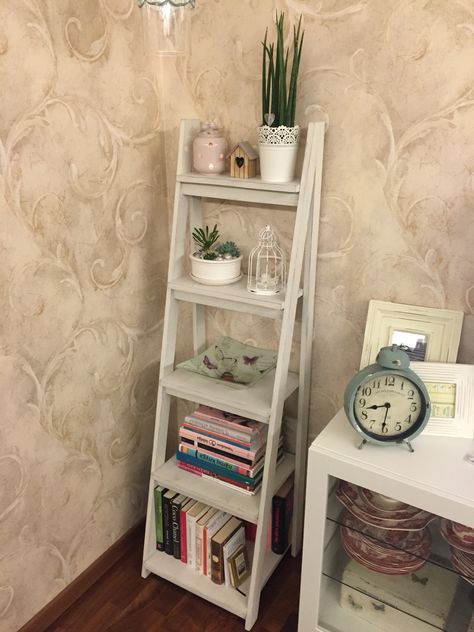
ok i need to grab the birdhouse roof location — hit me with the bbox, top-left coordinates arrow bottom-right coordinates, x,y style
227,141 -> 258,160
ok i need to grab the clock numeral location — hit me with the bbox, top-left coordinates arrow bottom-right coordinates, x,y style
361,410 -> 368,420
395,423 -> 402,431
400,381 -> 404,390
362,386 -> 372,396
382,425 -> 389,434
404,414 -> 412,424
385,376 -> 395,387
372,379 -> 381,389
410,403 -> 417,412
359,398 -> 366,407
407,389 -> 415,400
369,420 -> 376,429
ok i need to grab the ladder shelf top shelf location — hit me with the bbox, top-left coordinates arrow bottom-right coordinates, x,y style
161,368 -> 299,424
153,454 -> 295,524
170,275 -> 303,315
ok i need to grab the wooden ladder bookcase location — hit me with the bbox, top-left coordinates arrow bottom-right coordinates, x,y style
142,118 -> 325,630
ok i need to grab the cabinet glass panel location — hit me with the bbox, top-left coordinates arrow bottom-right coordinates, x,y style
319,478 -> 474,632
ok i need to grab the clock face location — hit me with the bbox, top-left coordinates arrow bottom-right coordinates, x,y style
353,372 -> 425,441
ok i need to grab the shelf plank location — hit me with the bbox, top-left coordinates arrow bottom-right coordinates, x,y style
170,275 -> 303,318
144,550 -> 247,618
153,454 -> 295,524
178,172 -> 300,192
162,369 -> 299,423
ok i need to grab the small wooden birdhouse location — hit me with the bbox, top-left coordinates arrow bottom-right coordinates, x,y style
228,141 -> 258,179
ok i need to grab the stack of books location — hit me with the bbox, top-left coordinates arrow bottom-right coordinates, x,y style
154,487 -> 251,588
176,405 -> 283,495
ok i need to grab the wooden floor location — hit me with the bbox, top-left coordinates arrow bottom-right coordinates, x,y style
45,528 -> 302,632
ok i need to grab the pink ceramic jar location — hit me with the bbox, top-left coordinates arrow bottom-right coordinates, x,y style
192,121 -> 227,174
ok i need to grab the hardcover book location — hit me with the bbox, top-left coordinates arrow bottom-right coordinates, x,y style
179,499 -> 196,564
204,511 -> 231,577
162,490 -> 178,555
272,476 -> 294,554
210,516 -> 242,585
186,501 -> 209,570
195,508 -> 218,574
171,494 -> 188,560
153,485 -> 167,551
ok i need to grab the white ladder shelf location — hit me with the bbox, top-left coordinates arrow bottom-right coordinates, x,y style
142,119 -> 325,630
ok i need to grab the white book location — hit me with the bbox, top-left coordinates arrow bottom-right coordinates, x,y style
196,508 -> 218,574
223,525 -> 245,587
205,511 -> 231,577
186,501 -> 208,570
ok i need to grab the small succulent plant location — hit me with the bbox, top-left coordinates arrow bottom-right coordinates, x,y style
192,225 -> 241,260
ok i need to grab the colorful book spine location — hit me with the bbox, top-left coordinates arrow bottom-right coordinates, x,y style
179,427 -> 264,461
171,494 -> 187,560
179,502 -> 190,563
177,451 -> 262,487
272,484 -> 294,554
162,491 -> 177,555
194,405 -> 266,437
185,414 -> 266,446
177,461 -> 260,494
179,444 -> 263,477
153,486 -> 167,551
204,511 -> 231,577
182,423 -> 257,452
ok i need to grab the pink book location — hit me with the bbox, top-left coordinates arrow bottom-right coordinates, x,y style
179,427 -> 264,461
180,499 -> 195,563
193,405 -> 267,437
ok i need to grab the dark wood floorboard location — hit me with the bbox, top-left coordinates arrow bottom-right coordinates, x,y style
45,528 -> 302,632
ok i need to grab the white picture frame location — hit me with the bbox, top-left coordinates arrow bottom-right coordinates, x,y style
411,362 -> 474,438
360,300 -> 463,369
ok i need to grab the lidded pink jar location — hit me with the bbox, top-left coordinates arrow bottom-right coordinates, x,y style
192,121 -> 227,174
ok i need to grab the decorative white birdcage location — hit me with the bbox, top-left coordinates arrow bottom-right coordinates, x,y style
247,225 -> 286,295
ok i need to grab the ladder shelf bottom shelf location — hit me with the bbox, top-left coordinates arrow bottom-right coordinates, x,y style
143,541 -> 291,621
161,368 -> 299,424
153,453 -> 295,524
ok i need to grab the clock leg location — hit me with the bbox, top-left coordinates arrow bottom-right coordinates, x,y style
357,439 -> 367,450
405,440 -> 414,453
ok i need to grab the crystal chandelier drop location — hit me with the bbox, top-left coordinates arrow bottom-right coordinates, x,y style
247,225 -> 287,295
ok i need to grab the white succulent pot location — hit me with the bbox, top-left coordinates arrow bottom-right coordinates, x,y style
190,254 -> 242,285
258,125 -> 300,184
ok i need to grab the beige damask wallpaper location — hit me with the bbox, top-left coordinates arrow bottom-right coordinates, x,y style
1,0 -> 473,630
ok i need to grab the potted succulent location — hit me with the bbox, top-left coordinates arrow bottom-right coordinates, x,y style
258,12 -> 304,183
190,224 -> 242,285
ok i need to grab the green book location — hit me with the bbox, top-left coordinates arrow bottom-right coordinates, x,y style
154,486 -> 167,551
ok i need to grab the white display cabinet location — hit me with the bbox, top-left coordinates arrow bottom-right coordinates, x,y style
298,409 -> 474,632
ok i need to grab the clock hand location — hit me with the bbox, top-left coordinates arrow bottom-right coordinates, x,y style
383,402 -> 391,423
365,404 -> 385,410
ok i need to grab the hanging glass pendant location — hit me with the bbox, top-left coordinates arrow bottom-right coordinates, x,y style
247,225 -> 286,295
138,0 -> 195,56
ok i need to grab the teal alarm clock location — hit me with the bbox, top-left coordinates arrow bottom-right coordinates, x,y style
344,345 -> 431,448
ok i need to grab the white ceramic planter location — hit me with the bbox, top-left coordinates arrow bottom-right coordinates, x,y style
258,125 -> 300,184
190,254 -> 242,285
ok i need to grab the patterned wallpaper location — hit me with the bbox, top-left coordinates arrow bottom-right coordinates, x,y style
1,0 -> 473,629
0,2 -> 167,630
